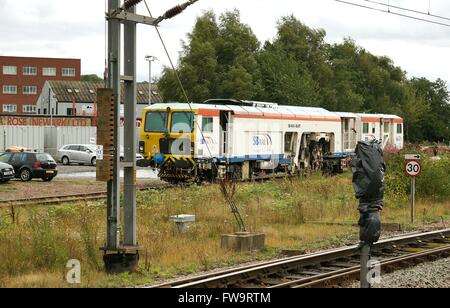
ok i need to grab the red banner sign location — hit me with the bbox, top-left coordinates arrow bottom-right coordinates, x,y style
0,116 -> 94,127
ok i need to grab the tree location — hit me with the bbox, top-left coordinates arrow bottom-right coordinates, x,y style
258,16 -> 328,106
158,11 -> 219,103
409,78 -> 450,142
81,74 -> 103,82
158,10 -> 262,103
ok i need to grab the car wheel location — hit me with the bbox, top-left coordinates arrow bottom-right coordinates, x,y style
91,157 -> 97,166
20,169 -> 32,182
62,156 -> 70,166
42,177 -> 54,182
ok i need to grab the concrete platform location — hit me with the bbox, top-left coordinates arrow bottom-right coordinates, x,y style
221,232 -> 266,252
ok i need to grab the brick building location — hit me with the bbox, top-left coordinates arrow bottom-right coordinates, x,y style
0,56 -> 80,115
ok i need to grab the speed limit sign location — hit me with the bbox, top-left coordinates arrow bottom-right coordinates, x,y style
405,160 -> 422,177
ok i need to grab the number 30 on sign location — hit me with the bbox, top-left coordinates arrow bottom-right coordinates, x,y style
405,160 -> 422,177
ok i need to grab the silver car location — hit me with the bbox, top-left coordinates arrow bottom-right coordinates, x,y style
120,146 -> 144,161
57,144 -> 97,166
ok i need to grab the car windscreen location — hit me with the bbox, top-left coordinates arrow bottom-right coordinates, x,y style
171,112 -> 194,133
36,153 -> 55,162
0,153 -> 12,163
145,111 -> 168,133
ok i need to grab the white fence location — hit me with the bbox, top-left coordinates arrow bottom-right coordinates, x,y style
0,126 -> 45,152
0,125 -> 140,157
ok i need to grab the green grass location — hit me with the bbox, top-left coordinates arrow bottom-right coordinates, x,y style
0,160 -> 449,287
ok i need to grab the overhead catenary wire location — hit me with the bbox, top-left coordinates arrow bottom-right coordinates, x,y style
363,0 -> 450,22
143,0 -> 247,232
335,0 -> 450,28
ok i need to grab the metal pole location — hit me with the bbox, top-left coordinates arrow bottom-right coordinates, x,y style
149,59 -> 152,105
411,177 -> 415,225
123,4 -> 137,247
360,244 -> 371,288
106,0 -> 121,250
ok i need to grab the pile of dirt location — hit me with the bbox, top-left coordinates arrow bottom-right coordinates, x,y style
421,146 -> 450,156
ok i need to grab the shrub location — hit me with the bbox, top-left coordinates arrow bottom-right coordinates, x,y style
384,149 -> 450,201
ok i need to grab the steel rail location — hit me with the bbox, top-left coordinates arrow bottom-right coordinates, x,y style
148,229 -> 450,288
0,184 -> 173,208
283,245 -> 450,288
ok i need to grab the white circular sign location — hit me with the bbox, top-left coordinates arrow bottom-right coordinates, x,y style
405,160 -> 422,177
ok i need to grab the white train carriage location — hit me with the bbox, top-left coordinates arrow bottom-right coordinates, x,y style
336,112 -> 404,152
139,99 -> 404,182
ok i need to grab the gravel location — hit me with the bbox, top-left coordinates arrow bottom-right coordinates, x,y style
347,257 -> 450,288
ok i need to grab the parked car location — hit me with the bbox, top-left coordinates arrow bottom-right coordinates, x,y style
57,144 -> 97,166
120,147 -> 144,161
0,161 -> 15,183
0,152 -> 58,182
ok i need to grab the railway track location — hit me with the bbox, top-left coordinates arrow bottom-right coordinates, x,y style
148,229 -> 450,288
0,172 -> 314,208
0,184 -> 173,208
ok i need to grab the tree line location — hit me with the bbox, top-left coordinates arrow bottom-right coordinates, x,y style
158,10 -> 450,143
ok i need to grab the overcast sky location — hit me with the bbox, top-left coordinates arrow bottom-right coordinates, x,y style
1,0 -> 449,87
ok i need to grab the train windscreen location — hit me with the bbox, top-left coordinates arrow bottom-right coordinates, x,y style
171,112 -> 194,133
145,111 -> 168,133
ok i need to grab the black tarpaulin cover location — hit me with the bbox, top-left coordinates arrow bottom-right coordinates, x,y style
352,140 -> 386,244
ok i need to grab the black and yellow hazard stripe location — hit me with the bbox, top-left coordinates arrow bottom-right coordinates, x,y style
163,155 -> 195,165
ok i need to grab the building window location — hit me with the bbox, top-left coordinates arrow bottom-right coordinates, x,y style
23,105 -> 37,113
23,66 -> 37,76
2,104 -> 17,113
23,86 -> 38,95
363,123 -> 369,134
2,66 -> 17,75
67,108 -> 76,116
62,68 -> 76,77
43,67 -> 57,76
397,124 -> 403,134
2,85 -> 17,94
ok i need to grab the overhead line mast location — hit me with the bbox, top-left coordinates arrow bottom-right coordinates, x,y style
101,0 -> 200,274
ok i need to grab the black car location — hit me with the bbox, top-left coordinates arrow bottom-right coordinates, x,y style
0,152 -> 58,182
0,161 -> 15,183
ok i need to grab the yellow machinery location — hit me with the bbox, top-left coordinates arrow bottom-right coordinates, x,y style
139,106 -> 197,182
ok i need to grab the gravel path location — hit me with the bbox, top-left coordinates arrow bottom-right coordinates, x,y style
348,257 -> 450,288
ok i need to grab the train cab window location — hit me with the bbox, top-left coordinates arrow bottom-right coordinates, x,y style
145,112 -> 168,133
397,124 -> 403,134
171,112 -> 194,133
372,124 -> 376,134
363,123 -> 369,134
202,117 -> 214,133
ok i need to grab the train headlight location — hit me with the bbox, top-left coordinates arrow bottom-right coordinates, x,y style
139,141 -> 145,154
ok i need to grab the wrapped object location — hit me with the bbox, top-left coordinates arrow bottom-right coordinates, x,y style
352,140 -> 386,245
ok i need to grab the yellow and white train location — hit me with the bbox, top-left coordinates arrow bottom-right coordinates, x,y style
138,99 -> 403,182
